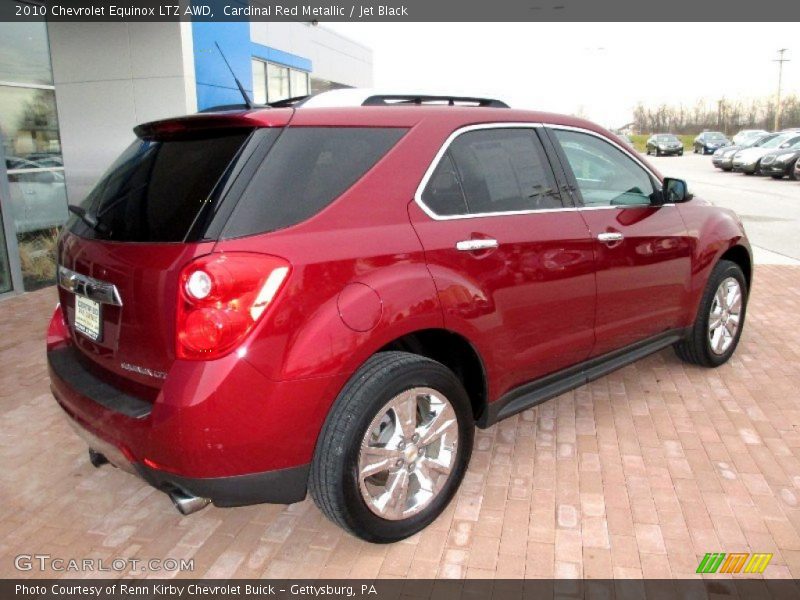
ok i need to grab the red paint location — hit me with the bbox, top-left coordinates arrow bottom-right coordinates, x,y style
47,105 -> 750,485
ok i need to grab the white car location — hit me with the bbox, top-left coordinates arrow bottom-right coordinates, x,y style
731,129 -> 769,146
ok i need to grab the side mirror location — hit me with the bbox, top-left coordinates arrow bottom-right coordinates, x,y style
662,177 -> 693,204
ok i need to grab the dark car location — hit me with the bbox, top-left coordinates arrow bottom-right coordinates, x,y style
795,156 -> 800,180
694,131 -> 730,154
46,90 -> 752,543
646,133 -> 684,156
712,132 -> 779,171
760,139 -> 800,180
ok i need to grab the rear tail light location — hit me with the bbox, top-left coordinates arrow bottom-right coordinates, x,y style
176,253 -> 290,360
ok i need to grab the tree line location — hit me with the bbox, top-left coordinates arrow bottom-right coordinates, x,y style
631,95 -> 800,135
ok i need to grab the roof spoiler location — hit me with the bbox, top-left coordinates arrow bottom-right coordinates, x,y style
361,94 -> 509,108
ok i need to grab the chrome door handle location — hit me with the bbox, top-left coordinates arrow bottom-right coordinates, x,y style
597,232 -> 624,244
456,239 -> 499,251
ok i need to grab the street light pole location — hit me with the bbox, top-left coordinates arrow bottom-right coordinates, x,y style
774,48 -> 790,131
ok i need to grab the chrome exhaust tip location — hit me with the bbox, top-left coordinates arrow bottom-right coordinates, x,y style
168,488 -> 211,515
88,448 -> 109,468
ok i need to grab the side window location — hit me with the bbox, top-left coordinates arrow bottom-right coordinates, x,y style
421,128 -> 562,216
421,152 -> 468,216
553,129 -> 657,207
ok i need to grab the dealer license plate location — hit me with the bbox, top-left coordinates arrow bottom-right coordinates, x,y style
74,295 -> 102,341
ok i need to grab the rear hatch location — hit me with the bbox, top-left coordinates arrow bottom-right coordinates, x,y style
57,111 -> 291,394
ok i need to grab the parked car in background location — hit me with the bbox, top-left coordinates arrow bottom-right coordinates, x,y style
694,131 -> 731,154
46,90 -> 752,542
712,132 -> 779,171
760,139 -> 800,180
645,133 -> 683,156
732,132 -> 800,174
732,129 -> 769,145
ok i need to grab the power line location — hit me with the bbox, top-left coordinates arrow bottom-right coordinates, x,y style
774,48 -> 791,130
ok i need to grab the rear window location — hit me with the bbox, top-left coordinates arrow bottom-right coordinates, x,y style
70,130 -> 251,242
221,127 -> 406,238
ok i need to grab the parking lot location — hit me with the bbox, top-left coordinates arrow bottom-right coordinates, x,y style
648,153 -> 800,264
2,159 -> 800,581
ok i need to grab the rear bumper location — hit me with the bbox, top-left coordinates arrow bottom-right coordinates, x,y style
48,342 -> 345,506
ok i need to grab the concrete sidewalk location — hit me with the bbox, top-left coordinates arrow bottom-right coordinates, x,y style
1,265 -> 800,579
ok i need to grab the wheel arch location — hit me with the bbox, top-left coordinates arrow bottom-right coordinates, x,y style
378,328 -> 488,424
719,244 -> 752,290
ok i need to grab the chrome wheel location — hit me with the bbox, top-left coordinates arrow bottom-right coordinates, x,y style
708,277 -> 742,355
358,387 -> 459,520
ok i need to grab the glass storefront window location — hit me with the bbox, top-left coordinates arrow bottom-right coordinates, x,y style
266,63 -> 290,103
290,70 -> 309,97
0,86 -> 62,164
0,21 -> 53,86
0,20 -> 66,293
251,60 -> 266,105
252,59 -> 310,104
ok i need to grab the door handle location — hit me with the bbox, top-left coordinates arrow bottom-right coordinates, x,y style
597,232 -> 624,244
456,238 -> 499,252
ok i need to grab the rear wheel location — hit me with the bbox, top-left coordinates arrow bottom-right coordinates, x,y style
790,160 -> 799,181
309,352 -> 473,543
674,260 -> 747,367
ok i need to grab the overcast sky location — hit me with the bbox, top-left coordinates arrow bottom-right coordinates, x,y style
324,23 -> 798,128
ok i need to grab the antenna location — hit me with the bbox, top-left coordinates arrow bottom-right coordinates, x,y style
215,42 -> 254,109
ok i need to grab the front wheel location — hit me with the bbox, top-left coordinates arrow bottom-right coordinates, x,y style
674,259 -> 747,367
309,352 -> 474,543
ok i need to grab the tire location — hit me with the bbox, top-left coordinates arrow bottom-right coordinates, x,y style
722,167 -> 732,172
790,160 -> 799,181
771,174 -> 784,180
309,351 -> 474,543
655,148 -> 660,157
679,150 -> 684,156
674,259 -> 747,368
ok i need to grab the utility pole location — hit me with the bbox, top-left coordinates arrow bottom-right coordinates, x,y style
774,49 -> 790,131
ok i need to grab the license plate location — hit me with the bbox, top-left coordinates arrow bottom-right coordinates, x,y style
74,295 -> 102,341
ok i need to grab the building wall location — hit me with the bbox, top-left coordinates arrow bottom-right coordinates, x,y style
47,22 -> 197,203
249,23 -> 372,89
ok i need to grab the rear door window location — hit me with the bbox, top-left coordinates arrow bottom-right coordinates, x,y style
421,128 -> 563,217
70,130 -> 252,242
222,127 -> 407,238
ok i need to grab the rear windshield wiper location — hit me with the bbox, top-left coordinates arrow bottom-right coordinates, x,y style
68,205 -> 108,234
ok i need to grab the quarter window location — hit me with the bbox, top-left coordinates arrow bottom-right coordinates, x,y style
421,128 -> 562,217
553,129 -> 657,207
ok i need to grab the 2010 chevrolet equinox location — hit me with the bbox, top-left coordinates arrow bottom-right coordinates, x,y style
47,91 -> 751,542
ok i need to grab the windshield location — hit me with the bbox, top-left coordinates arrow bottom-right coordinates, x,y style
705,132 -> 726,140
656,135 -> 678,142
751,134 -> 779,147
762,134 -> 794,149
69,130 -> 252,242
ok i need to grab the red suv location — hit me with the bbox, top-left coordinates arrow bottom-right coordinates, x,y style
47,92 -> 751,543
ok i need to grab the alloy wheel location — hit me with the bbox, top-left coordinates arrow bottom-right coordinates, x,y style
357,387 -> 459,520
708,277 -> 743,355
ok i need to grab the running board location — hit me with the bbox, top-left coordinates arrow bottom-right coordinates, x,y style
479,330 -> 686,428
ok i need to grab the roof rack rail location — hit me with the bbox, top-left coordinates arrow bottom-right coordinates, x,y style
361,94 -> 509,108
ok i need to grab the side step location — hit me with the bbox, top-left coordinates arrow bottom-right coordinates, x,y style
479,330 -> 685,427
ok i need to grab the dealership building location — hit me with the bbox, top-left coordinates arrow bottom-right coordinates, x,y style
0,15 -> 373,297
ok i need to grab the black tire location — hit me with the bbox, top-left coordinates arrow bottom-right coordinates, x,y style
722,167 -> 732,172
655,147 -> 660,157
789,160 -> 799,181
309,351 -> 474,543
646,146 -> 651,155
679,150 -> 684,156
674,259 -> 748,368
771,174 -> 784,180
